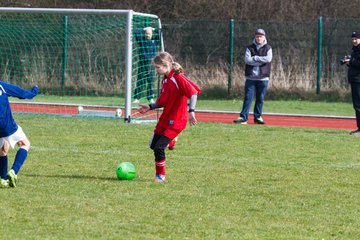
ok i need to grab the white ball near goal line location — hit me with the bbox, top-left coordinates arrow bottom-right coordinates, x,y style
115,109 -> 122,117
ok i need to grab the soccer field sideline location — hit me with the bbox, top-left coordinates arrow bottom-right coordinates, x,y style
195,110 -> 356,130
10,101 -> 357,130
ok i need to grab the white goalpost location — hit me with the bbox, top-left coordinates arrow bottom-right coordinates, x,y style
0,7 -> 164,123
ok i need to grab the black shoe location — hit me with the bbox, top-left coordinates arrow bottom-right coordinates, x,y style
349,129 -> 360,136
233,117 -> 248,124
254,116 -> 265,124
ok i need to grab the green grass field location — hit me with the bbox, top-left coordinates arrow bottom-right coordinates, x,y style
0,116 -> 359,239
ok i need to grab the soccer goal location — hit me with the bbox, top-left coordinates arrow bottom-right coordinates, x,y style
0,7 -> 164,123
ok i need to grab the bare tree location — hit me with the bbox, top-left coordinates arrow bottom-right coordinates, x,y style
2,0 -> 360,21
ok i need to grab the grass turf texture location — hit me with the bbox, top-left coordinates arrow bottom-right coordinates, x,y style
0,116 -> 359,239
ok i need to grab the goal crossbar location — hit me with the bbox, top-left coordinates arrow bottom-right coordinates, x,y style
0,7 -> 158,18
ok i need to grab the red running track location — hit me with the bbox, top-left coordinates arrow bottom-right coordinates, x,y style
196,111 -> 356,130
10,102 -> 356,130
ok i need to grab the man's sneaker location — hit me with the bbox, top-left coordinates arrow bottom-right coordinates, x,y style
254,116 -> 265,124
7,169 -> 17,188
350,129 -> 360,136
133,99 -> 140,104
154,174 -> 165,183
167,137 -> 178,150
0,179 -> 9,188
233,117 -> 248,124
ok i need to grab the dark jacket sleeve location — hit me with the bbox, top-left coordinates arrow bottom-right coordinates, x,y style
350,54 -> 360,68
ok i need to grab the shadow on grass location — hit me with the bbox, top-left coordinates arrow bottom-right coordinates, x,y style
24,173 -> 119,182
23,173 -> 151,183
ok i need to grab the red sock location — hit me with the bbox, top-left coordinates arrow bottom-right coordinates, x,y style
155,159 -> 166,175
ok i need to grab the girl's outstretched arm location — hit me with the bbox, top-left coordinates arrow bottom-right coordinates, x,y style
137,104 -> 150,114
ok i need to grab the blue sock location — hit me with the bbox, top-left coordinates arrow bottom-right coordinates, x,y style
12,148 -> 28,174
0,155 -> 8,179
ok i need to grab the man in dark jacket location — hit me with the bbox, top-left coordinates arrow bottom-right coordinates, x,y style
234,28 -> 273,125
346,30 -> 360,135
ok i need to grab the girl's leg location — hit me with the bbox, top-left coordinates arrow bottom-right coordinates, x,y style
150,134 -> 172,181
167,136 -> 178,150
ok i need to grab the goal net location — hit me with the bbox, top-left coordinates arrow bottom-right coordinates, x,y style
0,8 -> 164,123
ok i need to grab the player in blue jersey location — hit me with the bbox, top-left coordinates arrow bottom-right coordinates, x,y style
0,81 -> 39,188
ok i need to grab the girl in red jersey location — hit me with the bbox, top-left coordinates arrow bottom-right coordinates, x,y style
137,52 -> 201,183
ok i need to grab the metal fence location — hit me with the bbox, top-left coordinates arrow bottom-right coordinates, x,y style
162,17 -> 359,94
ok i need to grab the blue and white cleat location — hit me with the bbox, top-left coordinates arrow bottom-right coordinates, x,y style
154,174 -> 166,183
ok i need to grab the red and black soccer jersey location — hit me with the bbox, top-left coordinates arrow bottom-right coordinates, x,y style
155,70 -> 200,138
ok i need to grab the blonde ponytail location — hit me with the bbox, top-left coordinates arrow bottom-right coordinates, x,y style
172,62 -> 183,74
153,52 -> 183,74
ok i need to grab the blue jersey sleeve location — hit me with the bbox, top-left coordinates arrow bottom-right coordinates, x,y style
0,81 -> 39,99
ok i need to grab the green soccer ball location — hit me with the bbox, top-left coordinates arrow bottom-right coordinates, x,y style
116,162 -> 136,180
